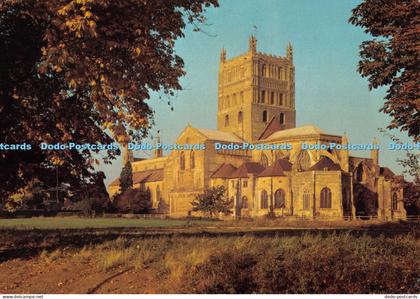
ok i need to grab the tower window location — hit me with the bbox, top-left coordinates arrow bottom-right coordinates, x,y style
238,111 -> 243,123
261,64 -> 266,77
279,112 -> 285,125
261,90 -> 265,103
224,114 -> 229,127
280,93 -> 283,106
262,110 -> 268,122
271,92 -> 275,104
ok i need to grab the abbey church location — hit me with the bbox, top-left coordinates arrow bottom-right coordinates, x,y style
109,36 -> 406,220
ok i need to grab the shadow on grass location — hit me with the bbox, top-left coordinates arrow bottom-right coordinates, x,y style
0,220 -> 417,263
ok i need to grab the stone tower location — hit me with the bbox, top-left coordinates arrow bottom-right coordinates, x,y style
217,35 -> 296,141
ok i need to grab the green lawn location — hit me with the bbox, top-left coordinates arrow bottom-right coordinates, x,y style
0,217 -> 196,230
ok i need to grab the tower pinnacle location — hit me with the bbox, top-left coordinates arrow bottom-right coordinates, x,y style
220,47 -> 226,63
249,35 -> 257,53
154,130 -> 163,158
286,42 -> 293,61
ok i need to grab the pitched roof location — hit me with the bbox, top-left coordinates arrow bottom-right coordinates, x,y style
380,167 -> 395,179
262,125 -> 327,141
145,169 -> 164,182
195,127 -> 244,143
109,169 -> 164,187
257,161 -> 281,177
277,158 -> 293,171
211,163 -> 237,178
309,157 -> 341,171
257,115 -> 283,140
133,171 -> 153,184
230,162 -> 265,178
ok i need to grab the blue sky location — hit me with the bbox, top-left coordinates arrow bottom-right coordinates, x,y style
99,0 -> 414,187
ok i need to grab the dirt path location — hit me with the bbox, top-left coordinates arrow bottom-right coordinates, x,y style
0,255 -> 159,294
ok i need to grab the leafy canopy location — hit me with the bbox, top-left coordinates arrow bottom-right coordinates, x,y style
0,0 -> 218,198
191,185 -> 232,218
349,0 -> 420,141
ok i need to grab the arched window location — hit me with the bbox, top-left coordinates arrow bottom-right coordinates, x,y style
190,150 -> 195,169
270,92 -> 275,104
320,187 -> 332,208
356,164 -> 363,182
241,196 -> 248,209
225,114 -> 229,127
343,187 -> 350,212
392,193 -> 398,210
262,110 -> 268,122
260,190 -> 268,209
238,111 -> 243,123
303,191 -> 310,210
156,185 -> 161,202
180,151 -> 185,170
260,153 -> 269,168
261,90 -> 266,103
279,112 -> 285,125
274,189 -> 286,208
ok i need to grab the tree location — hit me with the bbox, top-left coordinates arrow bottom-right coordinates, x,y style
119,161 -> 133,193
114,188 -> 151,214
349,0 -> 420,141
191,185 -> 232,218
0,0 -> 219,199
65,171 -> 110,215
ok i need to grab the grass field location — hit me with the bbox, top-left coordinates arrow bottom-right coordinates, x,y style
0,216 -> 418,293
0,232 -> 418,294
0,217 -> 203,230
0,216 -> 417,231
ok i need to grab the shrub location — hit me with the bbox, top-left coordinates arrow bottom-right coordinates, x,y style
114,188 -> 151,214
183,251 -> 257,294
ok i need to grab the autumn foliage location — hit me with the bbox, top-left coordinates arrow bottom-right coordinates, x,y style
349,0 -> 420,140
0,0 -> 218,198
